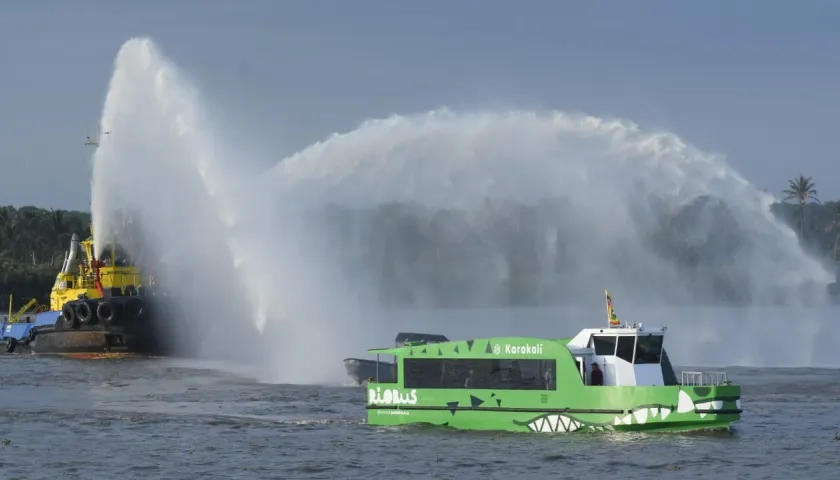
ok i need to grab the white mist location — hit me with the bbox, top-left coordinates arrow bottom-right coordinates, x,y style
89,37 -> 836,382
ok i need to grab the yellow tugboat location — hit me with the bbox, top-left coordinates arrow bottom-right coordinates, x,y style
1,223 -> 196,356
2,224 -> 196,356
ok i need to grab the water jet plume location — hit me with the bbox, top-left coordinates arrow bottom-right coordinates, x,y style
90,37 -> 836,381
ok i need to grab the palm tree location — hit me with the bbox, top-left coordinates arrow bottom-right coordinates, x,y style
782,174 -> 820,239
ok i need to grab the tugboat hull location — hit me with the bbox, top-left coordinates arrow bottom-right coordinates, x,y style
3,295 -> 201,357
31,330 -> 115,353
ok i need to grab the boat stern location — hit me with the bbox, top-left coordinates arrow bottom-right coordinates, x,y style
688,383 -> 741,416
345,358 -> 397,385
676,371 -> 742,429
2,310 -> 62,353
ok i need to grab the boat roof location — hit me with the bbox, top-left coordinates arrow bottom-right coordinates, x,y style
394,332 -> 449,344
565,324 -> 667,349
368,324 -> 666,357
367,336 -> 573,357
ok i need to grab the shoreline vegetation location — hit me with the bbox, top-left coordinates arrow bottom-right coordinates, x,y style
1,175 -> 837,311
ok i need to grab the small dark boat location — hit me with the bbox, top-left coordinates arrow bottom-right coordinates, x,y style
343,332 -> 449,385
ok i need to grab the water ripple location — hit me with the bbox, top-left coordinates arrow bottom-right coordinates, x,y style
1,358 -> 837,480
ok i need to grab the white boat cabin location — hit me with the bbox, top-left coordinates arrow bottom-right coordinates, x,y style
564,323 -> 675,387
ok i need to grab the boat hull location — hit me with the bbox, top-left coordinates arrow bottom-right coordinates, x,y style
366,384 -> 741,434
344,358 -> 397,385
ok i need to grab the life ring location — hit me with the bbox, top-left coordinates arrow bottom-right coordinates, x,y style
97,300 -> 119,324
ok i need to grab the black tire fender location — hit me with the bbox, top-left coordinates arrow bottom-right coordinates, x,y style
76,301 -> 94,324
61,303 -> 79,329
124,298 -> 145,321
97,300 -> 119,324
61,302 -> 76,324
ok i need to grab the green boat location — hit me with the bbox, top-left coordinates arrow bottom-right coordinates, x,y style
364,292 -> 741,433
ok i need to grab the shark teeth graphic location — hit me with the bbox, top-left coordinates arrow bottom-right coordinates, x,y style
524,414 -> 585,433
522,394 -> 741,434
608,403 -> 683,427
633,408 -> 648,424
677,390 -> 694,413
695,399 -> 727,418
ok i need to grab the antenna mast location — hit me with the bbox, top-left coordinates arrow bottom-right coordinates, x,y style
84,127 -> 110,147
84,128 -> 132,249
84,127 -> 112,250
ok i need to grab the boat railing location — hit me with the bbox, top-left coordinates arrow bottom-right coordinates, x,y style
681,370 -> 729,386
5,296 -> 47,324
65,273 -> 153,290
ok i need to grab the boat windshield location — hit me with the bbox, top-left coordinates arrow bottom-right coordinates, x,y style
99,245 -> 135,267
634,334 -> 663,364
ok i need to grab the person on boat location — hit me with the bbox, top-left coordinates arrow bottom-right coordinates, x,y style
464,368 -> 475,388
543,365 -> 554,390
509,360 -> 522,383
590,362 -> 604,386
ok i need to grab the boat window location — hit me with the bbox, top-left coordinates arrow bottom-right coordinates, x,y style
113,246 -> 133,266
403,358 -> 557,390
615,336 -> 635,363
574,358 -> 585,380
633,334 -> 663,364
99,245 -> 134,267
592,335 -> 617,355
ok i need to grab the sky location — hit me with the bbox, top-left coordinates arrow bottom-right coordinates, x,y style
1,0 -> 838,211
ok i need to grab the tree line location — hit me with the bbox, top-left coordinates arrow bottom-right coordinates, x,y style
0,174 -> 837,311
0,206 -> 94,312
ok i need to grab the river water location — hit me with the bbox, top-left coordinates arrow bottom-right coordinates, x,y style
1,306 -> 839,479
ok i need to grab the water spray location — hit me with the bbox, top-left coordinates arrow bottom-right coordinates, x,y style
89,37 -> 837,381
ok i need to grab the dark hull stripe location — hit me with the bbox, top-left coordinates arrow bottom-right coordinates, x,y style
367,405 -> 743,415
366,405 -> 625,414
